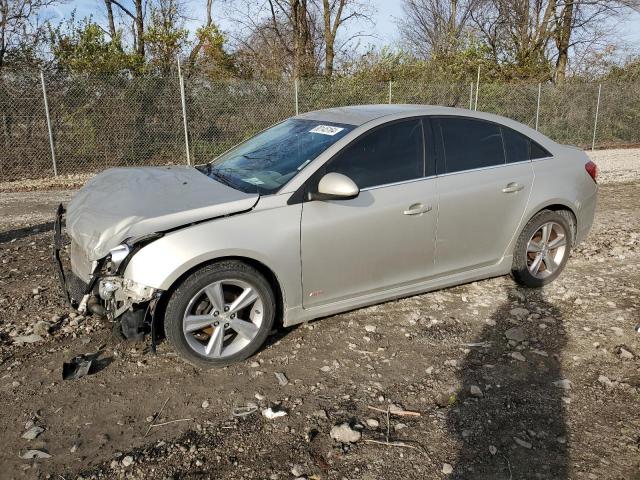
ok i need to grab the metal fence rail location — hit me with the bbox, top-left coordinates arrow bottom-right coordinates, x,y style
1,69 -> 639,182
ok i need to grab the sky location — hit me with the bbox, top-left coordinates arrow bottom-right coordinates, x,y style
47,0 -> 640,55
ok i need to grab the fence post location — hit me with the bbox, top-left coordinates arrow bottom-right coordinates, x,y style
177,57 -> 191,166
591,84 -> 602,151
40,70 -> 57,176
474,65 -> 480,111
535,82 -> 542,131
469,82 -> 473,109
294,79 -> 299,115
388,80 -> 392,104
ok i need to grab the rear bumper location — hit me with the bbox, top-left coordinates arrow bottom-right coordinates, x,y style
53,204 -> 95,308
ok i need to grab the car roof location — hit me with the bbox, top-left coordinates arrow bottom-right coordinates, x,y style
296,104 -> 432,126
296,104 -> 553,146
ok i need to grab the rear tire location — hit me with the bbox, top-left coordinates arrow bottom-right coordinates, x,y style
164,261 -> 275,369
511,210 -> 573,288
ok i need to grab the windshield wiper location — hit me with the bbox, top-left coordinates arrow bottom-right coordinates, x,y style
209,168 -> 236,189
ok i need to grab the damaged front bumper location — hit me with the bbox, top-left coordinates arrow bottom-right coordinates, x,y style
53,204 -> 158,319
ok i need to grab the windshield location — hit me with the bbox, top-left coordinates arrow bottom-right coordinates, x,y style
203,119 -> 355,194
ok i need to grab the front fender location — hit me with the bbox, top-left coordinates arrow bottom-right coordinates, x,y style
123,202 -> 302,309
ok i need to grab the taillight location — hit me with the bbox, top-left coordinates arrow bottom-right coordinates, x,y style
585,161 -> 597,183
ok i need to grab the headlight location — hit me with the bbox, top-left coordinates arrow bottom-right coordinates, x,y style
108,244 -> 131,271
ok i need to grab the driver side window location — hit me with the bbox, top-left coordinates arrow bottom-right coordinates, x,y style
326,119 -> 424,189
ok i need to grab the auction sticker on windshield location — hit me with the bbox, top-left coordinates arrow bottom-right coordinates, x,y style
309,125 -> 345,136
242,177 -> 265,185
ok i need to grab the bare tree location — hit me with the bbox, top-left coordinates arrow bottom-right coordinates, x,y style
0,0 -> 60,69
319,0 -> 372,77
227,0 -> 321,78
106,0 -> 146,56
400,0 -> 481,58
552,0 -> 639,83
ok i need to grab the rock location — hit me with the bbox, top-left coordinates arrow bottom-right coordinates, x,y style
364,325 -> 376,333
33,321 -> 51,337
510,352 -> 526,362
489,445 -> 497,455
366,418 -> 380,428
201,400 -> 210,409
122,455 -> 134,467
553,379 -> 572,390
20,449 -> 51,459
291,465 -> 304,477
442,463 -> 453,475
21,425 -> 44,440
505,327 -> 527,343
320,365 -> 332,373
250,361 -> 260,368
312,409 -> 328,420
426,366 -> 434,375
485,319 -> 497,326
619,347 -> 634,360
469,385 -> 483,397
274,372 -> 289,386
394,423 -> 408,431
330,423 -> 361,443
12,334 -> 44,345
510,307 -> 529,318
610,327 -> 624,337
514,437 -> 532,449
598,375 -> 615,388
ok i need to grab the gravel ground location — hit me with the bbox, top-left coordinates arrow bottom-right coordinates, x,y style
0,150 -> 638,480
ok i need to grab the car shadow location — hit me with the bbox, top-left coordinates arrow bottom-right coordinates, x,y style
446,287 -> 569,479
0,221 -> 54,244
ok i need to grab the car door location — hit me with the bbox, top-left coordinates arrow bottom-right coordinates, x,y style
300,118 -> 438,308
430,116 -> 535,275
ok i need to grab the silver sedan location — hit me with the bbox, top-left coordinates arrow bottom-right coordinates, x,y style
55,105 -> 598,368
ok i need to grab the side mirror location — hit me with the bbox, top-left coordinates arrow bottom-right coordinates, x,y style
309,172 -> 359,201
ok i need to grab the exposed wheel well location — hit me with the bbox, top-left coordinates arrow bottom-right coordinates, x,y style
536,204 -> 577,240
156,257 -> 285,331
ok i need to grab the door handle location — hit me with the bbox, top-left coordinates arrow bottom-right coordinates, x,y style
403,203 -> 432,215
502,182 -> 525,193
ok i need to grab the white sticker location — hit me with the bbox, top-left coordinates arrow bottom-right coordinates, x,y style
309,125 -> 344,136
241,177 -> 265,185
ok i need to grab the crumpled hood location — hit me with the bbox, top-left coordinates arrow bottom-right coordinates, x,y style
66,166 -> 259,261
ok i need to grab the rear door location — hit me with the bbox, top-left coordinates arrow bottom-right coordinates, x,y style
300,118 -> 438,308
431,117 -> 535,275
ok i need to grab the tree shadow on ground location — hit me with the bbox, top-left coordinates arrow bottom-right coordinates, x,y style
447,287 -> 569,479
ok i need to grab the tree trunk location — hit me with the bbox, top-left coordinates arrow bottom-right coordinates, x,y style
554,1 -> 574,84
104,0 -> 117,39
134,0 -> 145,58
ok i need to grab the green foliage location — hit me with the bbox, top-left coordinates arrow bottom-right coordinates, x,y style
190,24 -> 237,79
144,7 -> 189,74
50,20 -> 143,75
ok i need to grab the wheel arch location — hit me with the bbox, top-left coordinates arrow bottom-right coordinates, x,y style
156,255 -> 286,329
525,201 -> 577,238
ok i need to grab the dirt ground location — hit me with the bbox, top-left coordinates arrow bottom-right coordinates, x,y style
0,159 -> 639,479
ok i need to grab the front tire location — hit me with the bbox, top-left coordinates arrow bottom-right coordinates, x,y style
511,210 -> 573,288
164,261 -> 276,369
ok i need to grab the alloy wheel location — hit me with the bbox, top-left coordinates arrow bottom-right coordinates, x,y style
182,279 -> 264,358
526,221 -> 568,279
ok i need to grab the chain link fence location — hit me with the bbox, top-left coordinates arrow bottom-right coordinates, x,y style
1,69 -> 639,182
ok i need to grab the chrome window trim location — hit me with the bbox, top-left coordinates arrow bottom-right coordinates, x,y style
360,174 -> 436,192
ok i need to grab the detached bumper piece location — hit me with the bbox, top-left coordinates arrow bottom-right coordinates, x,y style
53,204 -> 99,309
